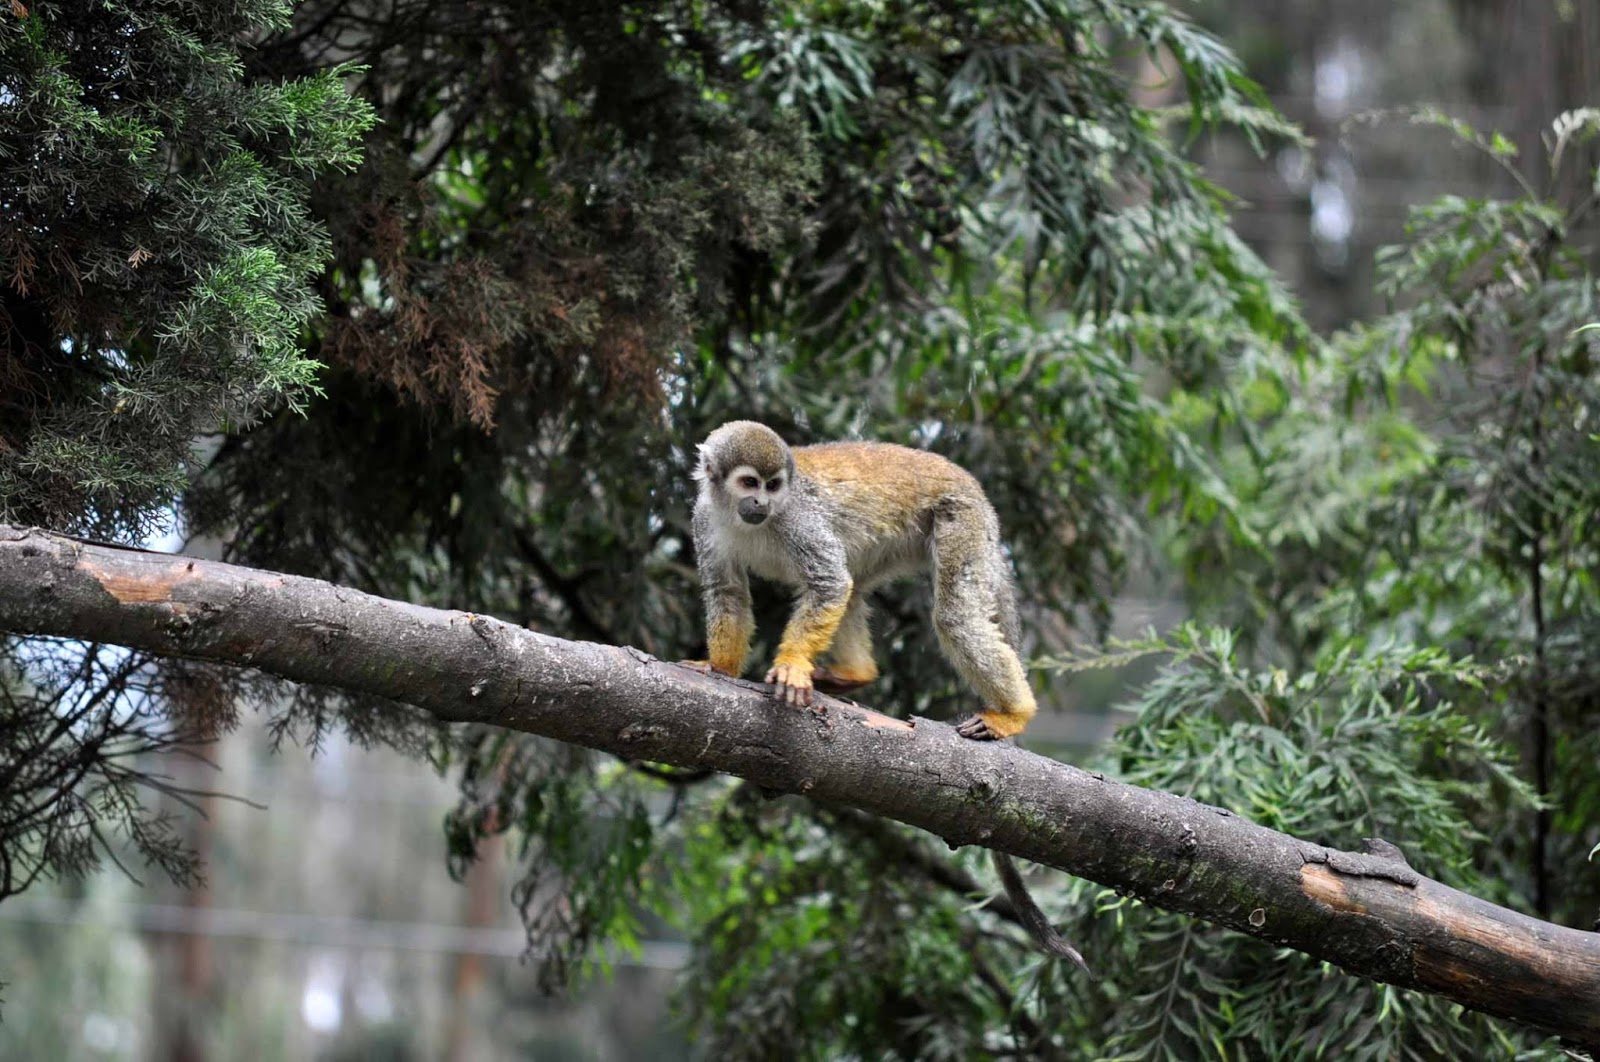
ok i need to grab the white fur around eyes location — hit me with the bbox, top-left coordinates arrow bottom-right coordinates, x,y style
725,465 -> 761,491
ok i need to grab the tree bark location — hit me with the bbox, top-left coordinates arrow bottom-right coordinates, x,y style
1,525 -> 1597,1048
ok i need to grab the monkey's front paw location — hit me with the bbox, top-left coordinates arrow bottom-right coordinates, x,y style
764,661 -> 815,707
679,659 -> 734,677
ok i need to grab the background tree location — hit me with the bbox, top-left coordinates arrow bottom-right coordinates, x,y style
1,0 -> 1597,1057
0,0 -> 373,537
1,0 -> 373,895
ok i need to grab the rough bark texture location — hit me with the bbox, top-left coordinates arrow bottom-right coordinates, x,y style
1,525 -> 1597,1047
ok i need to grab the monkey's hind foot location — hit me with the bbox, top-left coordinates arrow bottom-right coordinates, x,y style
810,665 -> 876,695
956,709 -> 1029,741
955,715 -> 1001,741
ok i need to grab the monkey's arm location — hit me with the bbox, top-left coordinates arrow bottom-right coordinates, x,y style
691,502 -> 754,676
767,516 -> 852,707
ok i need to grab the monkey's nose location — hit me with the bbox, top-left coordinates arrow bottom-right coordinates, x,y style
737,498 -> 768,525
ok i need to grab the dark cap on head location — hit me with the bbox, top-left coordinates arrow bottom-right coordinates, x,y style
698,421 -> 793,479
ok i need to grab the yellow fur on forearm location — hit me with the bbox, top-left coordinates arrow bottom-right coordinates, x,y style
708,612 -> 753,675
773,594 -> 851,670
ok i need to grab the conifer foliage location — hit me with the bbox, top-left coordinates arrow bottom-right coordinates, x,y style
0,0 -> 372,538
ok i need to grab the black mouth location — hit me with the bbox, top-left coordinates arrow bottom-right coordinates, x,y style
739,510 -> 768,526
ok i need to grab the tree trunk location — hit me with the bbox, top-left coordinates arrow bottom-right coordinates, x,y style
1,526 -> 1597,1049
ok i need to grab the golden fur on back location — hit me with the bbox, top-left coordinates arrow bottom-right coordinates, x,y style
795,441 -> 980,535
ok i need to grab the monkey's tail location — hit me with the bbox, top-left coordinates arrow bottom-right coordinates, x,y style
991,851 -> 1092,974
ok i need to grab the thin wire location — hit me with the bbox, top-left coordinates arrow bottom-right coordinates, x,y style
0,894 -> 691,969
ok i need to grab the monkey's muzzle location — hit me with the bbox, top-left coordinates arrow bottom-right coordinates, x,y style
738,497 -> 769,525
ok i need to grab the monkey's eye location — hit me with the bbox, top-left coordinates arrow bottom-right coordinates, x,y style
737,475 -> 760,490
766,477 -> 783,492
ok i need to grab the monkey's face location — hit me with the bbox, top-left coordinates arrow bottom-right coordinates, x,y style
723,464 -> 788,526
696,421 -> 794,526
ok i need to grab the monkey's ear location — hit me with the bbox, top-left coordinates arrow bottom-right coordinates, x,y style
691,442 -> 715,484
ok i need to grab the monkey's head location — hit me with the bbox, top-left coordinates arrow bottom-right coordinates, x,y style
695,421 -> 795,527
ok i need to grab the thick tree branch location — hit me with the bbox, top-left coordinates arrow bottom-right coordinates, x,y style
1,526 -> 1597,1048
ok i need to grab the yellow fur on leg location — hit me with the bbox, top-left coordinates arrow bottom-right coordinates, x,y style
708,613 -> 753,677
773,594 -> 851,665
768,591 -> 852,707
976,708 -> 1031,738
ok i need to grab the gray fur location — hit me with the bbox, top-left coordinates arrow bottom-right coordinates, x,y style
691,498 -> 755,632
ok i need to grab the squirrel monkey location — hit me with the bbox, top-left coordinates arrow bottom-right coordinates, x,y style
685,421 -> 1088,968
687,420 -> 1038,740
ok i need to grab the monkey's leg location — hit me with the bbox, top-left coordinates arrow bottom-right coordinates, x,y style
682,570 -> 755,677
813,591 -> 879,694
680,627 -> 750,678
766,578 -> 854,708
930,509 -> 1037,741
